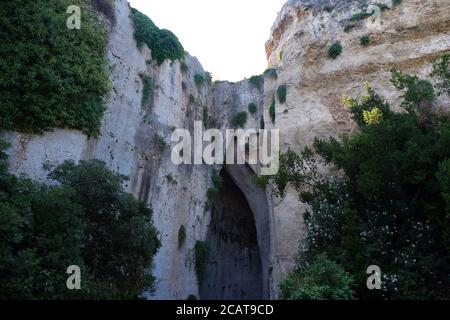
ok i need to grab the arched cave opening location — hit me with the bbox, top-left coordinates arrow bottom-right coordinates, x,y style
200,167 -> 264,300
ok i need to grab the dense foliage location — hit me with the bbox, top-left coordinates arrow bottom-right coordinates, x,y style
203,107 -> 209,128
194,74 -> 205,87
232,111 -> 248,128
269,96 -> 276,124
264,68 -> 278,79
360,35 -> 371,46
178,225 -> 186,249
194,241 -> 211,288
0,146 -> 161,299
249,75 -> 263,89
328,42 -> 343,59
248,103 -> 257,114
280,254 -> 355,300
130,7 -> 184,65
141,75 -> 153,108
0,0 -> 111,137
260,116 -> 265,130
277,85 -> 287,104
273,57 -> 450,299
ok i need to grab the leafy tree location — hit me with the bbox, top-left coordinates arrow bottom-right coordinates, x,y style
0,148 -> 161,299
271,62 -> 450,299
391,68 -> 435,114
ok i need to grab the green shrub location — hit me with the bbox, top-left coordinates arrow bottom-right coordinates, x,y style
232,111 -> 248,128
391,68 -> 435,112
130,7 -> 184,65
264,68 -> 278,79
206,187 -> 219,207
252,174 -> 270,188
343,21 -> 358,32
194,241 -> 211,287
328,42 -> 343,59
141,75 -> 153,108
360,35 -> 370,46
189,94 -> 196,105
0,0 -> 110,137
194,74 -> 205,87
187,294 -> 197,300
248,103 -> 257,114
280,254 -> 355,300
180,61 -> 188,73
178,225 -> 186,248
154,134 -> 168,152
342,82 -> 390,127
269,96 -> 276,124
249,75 -> 263,89
211,170 -> 223,189
165,173 -> 177,185
277,85 -> 287,104
348,11 -> 370,22
203,107 -> 209,128
205,72 -> 213,84
0,152 -> 161,299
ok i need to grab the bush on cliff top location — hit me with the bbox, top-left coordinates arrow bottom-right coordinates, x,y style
130,7 -> 184,65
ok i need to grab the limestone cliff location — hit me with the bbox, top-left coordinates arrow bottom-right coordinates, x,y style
261,0 -> 450,294
3,0 -> 450,299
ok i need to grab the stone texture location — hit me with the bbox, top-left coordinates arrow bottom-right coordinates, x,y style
2,0 -> 450,300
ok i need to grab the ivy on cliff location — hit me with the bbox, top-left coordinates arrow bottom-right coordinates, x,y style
0,0 -> 111,137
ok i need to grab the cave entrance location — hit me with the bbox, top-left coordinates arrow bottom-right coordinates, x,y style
200,167 -> 263,300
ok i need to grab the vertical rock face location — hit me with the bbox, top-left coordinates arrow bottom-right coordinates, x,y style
4,0 -> 214,300
3,0 -> 450,299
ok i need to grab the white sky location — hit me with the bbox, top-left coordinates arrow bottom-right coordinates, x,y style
128,0 -> 286,82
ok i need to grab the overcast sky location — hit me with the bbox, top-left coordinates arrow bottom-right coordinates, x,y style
128,0 -> 286,82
